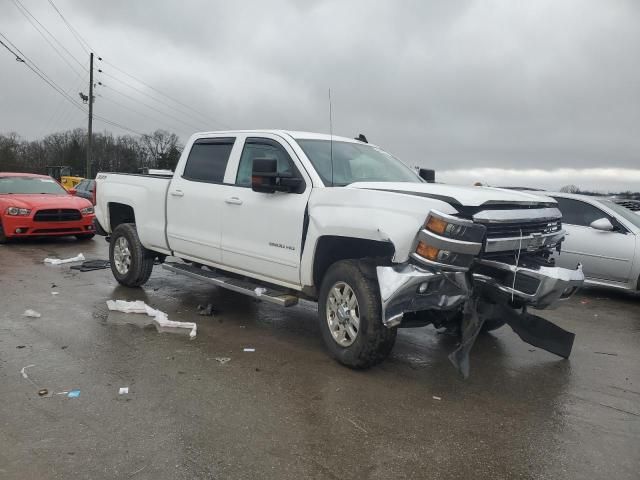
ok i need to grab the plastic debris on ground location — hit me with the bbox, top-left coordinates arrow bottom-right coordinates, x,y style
254,287 -> 267,297
243,348 -> 255,352
51,292 -> 59,295
432,396 -> 442,401
215,357 -> 231,364
22,309 -> 41,318
44,253 -> 85,265
118,387 -> 129,395
106,300 -> 197,339
70,259 -> 110,272
38,388 -> 48,396
67,390 -> 80,398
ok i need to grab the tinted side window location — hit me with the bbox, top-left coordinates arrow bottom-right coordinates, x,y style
183,138 -> 235,183
236,138 -> 297,187
76,180 -> 87,191
553,197 -> 607,227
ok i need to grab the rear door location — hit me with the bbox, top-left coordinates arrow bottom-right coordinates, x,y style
166,136 -> 239,263
553,197 -> 635,283
220,135 -> 312,286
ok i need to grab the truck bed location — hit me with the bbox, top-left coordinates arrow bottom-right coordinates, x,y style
95,172 -> 172,254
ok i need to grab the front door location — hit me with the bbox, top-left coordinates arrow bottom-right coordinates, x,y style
553,197 -> 635,283
220,136 -> 311,286
166,136 -> 238,263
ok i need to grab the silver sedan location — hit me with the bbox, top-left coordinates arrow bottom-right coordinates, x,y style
547,192 -> 640,292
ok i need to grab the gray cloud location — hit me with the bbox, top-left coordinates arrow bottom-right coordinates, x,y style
1,0 -> 639,184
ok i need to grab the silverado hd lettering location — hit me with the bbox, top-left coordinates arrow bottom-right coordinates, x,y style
95,130 -> 584,377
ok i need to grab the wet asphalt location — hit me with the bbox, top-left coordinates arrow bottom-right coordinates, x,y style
0,237 -> 638,480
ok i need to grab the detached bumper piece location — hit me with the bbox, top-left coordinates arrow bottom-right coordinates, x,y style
376,264 -> 469,327
473,259 -> 584,309
448,298 -> 576,378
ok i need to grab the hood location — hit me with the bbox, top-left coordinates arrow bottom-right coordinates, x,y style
0,194 -> 92,211
347,182 -> 556,208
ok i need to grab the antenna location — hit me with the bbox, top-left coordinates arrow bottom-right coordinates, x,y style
329,88 -> 334,187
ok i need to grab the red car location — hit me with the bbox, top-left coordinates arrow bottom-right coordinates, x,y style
0,172 -> 96,243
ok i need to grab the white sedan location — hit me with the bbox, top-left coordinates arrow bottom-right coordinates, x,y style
547,192 -> 640,291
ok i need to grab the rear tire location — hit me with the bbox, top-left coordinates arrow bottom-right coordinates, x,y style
318,260 -> 397,369
109,223 -> 154,287
75,233 -> 95,241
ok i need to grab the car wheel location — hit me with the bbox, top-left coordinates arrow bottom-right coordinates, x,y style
318,260 -> 397,369
0,220 -> 7,244
75,233 -> 95,241
109,223 -> 154,287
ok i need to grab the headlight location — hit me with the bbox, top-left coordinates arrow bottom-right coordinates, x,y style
6,207 -> 31,216
81,207 -> 94,215
412,210 -> 486,270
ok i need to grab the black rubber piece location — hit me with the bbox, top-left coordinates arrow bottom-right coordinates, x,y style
70,260 -> 110,272
504,309 -> 575,359
75,233 -> 95,241
480,318 -> 506,333
318,260 -> 397,369
109,223 -> 154,287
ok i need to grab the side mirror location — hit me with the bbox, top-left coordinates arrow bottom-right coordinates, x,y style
251,158 -> 302,193
68,188 -> 77,195
590,217 -> 614,231
419,168 -> 435,183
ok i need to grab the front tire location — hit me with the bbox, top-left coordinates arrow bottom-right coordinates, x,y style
318,260 -> 397,369
109,223 -> 154,287
0,220 -> 8,244
76,233 -> 95,241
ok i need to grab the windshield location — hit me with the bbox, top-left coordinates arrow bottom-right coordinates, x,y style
599,199 -> 640,229
0,176 -> 68,195
296,139 -> 422,186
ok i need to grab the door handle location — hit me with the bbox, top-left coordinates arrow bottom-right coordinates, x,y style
170,190 -> 184,197
225,197 -> 243,205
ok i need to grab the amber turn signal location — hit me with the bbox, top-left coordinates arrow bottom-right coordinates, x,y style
425,216 -> 448,235
416,241 -> 439,260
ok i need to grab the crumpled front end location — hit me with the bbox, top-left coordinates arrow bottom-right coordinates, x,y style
376,206 -> 585,376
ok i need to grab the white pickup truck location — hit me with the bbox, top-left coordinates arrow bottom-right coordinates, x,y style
95,130 -> 584,376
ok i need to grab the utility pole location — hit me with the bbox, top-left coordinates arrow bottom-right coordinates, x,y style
86,52 -> 93,179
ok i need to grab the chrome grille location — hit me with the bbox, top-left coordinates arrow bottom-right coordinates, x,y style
481,219 -> 562,239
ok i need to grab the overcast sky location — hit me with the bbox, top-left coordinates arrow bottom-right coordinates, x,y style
1,0 -> 639,191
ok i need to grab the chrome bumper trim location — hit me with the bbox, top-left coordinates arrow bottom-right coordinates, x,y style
376,264 -> 469,327
473,259 -> 584,309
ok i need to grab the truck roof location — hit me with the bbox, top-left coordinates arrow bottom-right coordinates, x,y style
191,130 -> 364,144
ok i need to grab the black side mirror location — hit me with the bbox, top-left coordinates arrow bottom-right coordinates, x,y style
419,168 -> 435,183
251,158 -> 303,193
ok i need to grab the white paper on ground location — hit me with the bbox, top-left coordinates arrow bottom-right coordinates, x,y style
118,387 -> 129,395
44,253 -> 85,265
106,300 -> 197,339
22,309 -> 41,318
243,348 -> 255,352
254,287 -> 267,297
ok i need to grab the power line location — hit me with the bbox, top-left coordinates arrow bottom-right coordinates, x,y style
100,82 -> 205,132
99,69 -> 211,129
98,92 -> 190,137
10,0 -> 86,77
0,31 -> 143,137
100,58 -> 231,129
46,0 -> 92,54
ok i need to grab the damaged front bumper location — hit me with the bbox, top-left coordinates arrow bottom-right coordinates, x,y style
376,260 -> 584,327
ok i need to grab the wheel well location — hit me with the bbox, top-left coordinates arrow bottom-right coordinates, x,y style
313,236 -> 395,288
109,203 -> 135,231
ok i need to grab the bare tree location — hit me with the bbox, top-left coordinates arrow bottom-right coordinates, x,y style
559,185 -> 580,193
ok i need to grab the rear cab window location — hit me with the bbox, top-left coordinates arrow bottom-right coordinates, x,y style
182,138 -> 236,183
